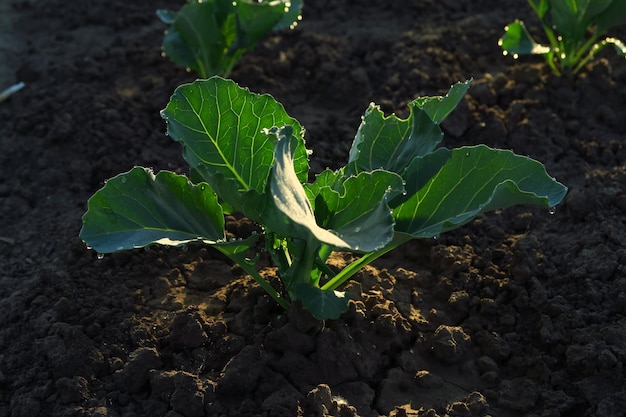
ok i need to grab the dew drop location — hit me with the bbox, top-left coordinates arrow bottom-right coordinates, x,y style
97,253 -> 105,260
120,176 -> 127,184
513,53 -> 519,59
433,234 -> 440,241
548,207 -> 556,215
354,227 -> 362,233
86,245 -> 92,250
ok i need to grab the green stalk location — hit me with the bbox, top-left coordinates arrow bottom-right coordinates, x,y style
287,236 -> 319,289
217,247 -> 290,310
321,234 -> 410,291
572,36 -> 604,74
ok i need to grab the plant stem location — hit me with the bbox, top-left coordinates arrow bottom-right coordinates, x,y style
218,247 -> 290,309
321,234 -> 411,291
288,236 -> 319,289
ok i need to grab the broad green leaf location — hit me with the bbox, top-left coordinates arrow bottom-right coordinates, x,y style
214,234 -> 260,256
231,1 -> 290,53
347,80 -> 470,176
161,77 -> 307,221
273,0 -> 303,30
347,104 -> 443,175
392,145 -> 568,238
388,147 -> 451,209
499,20 -> 551,55
264,126 -> 351,249
159,0 -> 299,77
595,0 -> 626,34
306,169 -> 404,252
550,0 -> 600,44
80,167 -> 225,254
411,80 -> 471,124
291,283 -> 349,320
160,0 -> 234,78
266,127 -> 401,252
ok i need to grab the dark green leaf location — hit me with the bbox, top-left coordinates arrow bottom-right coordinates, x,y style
393,145 -> 568,238
306,169 -> 404,252
266,127 -> 401,252
232,1 -> 290,52
264,126 -> 350,249
595,0 -> 626,34
291,283 -> 350,320
161,0 -> 234,78
273,0 -> 303,31
411,80 -> 471,124
347,104 -> 442,175
161,77 -> 306,221
499,20 -> 550,56
160,0 -> 300,77
80,167 -> 225,253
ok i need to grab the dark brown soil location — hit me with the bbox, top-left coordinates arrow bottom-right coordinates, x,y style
1,1 -> 626,416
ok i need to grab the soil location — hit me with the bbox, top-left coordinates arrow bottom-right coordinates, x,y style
1,1 -> 626,416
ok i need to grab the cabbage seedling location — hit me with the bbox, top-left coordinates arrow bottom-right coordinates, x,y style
157,0 -> 302,78
80,77 -> 567,320
499,0 -> 626,75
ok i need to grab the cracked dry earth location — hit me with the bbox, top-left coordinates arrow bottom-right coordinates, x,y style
1,1 -> 626,417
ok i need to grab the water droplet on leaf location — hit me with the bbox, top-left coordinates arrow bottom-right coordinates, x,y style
97,253 -> 104,260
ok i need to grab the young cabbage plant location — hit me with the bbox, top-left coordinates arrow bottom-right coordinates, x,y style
499,0 -> 626,75
80,77 -> 567,320
157,0 -> 302,78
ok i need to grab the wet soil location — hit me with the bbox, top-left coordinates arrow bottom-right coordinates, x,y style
1,1 -> 626,416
